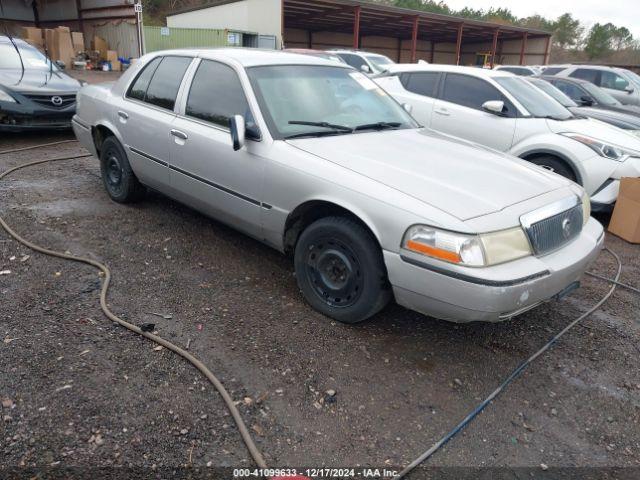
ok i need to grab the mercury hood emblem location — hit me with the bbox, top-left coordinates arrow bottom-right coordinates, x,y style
562,218 -> 572,239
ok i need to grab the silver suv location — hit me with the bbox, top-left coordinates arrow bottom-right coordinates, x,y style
72,49 -> 603,324
551,65 -> 640,106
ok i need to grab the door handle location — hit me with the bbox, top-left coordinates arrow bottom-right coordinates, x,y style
117,111 -> 129,120
171,129 -> 188,140
434,109 -> 450,116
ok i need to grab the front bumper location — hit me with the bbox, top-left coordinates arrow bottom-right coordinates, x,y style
385,217 -> 605,323
0,99 -> 75,132
590,156 -> 640,208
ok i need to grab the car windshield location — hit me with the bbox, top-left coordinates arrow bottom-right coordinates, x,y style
365,54 -> 394,73
622,69 -> 640,89
495,76 -> 572,120
581,82 -> 621,106
528,79 -> 577,107
0,42 -> 57,71
246,65 -> 417,139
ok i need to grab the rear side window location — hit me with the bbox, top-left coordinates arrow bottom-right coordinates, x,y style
127,57 -> 162,101
144,56 -> 192,110
441,73 -> 510,113
400,72 -> 440,98
570,68 -> 599,84
186,60 -> 255,131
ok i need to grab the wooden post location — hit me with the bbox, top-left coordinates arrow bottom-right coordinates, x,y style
519,32 -> 528,65
411,16 -> 419,63
353,6 -> 361,49
430,40 -> 435,63
543,35 -> 551,65
490,28 -> 499,68
455,23 -> 464,65
307,30 -> 312,49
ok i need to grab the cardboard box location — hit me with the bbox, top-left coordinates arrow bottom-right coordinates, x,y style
20,27 -> 43,46
71,32 -> 85,53
608,177 -> 640,243
54,27 -> 75,69
92,36 -> 108,60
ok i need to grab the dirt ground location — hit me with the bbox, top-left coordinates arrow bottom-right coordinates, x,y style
1,71 -> 640,479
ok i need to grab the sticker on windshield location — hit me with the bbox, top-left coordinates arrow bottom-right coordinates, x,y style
349,72 -> 379,90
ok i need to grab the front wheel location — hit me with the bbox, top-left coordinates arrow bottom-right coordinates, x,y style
294,216 -> 391,323
528,155 -> 577,182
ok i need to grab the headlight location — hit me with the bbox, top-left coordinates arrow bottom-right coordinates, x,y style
402,225 -> 531,267
581,191 -> 591,225
0,89 -> 16,103
560,132 -> 640,161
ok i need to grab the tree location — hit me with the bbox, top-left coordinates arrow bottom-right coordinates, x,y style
584,23 -> 617,59
611,26 -> 633,50
552,13 -> 583,49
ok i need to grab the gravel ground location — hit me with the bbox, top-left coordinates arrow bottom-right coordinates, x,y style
1,71 -> 639,479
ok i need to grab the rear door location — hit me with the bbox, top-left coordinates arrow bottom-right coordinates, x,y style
394,71 -> 441,127
430,73 -> 517,151
117,55 -> 193,191
168,59 -> 264,238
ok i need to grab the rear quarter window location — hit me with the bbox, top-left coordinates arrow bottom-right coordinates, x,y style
400,72 -> 440,98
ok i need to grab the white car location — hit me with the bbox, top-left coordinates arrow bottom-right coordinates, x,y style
329,49 -> 395,75
376,64 -> 640,211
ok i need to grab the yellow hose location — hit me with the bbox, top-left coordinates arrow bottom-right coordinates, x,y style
0,151 -> 268,469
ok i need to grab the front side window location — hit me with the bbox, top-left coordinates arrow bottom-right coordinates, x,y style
144,56 -> 192,110
600,71 -> 629,91
551,80 -> 587,103
570,68 -> 599,84
528,79 -> 577,107
246,65 -> 417,140
542,67 -> 566,76
364,54 -> 394,73
338,54 -> 367,71
495,76 -> 572,120
400,72 -> 440,98
441,73 -> 515,116
185,60 -> 256,133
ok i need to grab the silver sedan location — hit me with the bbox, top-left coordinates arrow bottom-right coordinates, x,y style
72,49 -> 603,323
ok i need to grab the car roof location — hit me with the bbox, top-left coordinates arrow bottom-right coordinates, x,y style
385,63 -> 515,79
146,47 -> 349,68
540,75 -> 589,85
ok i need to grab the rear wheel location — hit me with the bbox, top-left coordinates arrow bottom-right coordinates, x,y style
100,136 -> 145,203
294,216 -> 391,323
528,155 -> 577,182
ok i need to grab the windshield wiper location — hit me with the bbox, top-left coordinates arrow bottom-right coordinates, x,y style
288,120 -> 353,132
284,130 -> 353,140
354,121 -> 402,131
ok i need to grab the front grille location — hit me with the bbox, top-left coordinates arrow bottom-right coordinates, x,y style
23,93 -> 76,109
522,201 -> 583,256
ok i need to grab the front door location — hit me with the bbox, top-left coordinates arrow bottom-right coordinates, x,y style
168,59 -> 264,239
430,73 -> 517,152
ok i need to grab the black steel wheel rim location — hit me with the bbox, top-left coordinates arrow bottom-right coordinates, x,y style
304,236 -> 364,308
105,150 -> 123,190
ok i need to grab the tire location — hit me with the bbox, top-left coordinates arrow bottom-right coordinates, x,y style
294,216 -> 391,323
99,136 -> 145,203
528,155 -> 577,182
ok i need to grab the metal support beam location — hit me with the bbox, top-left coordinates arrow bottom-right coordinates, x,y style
489,28 -> 499,68
455,23 -> 464,65
353,5 -> 361,49
410,15 -> 419,63
543,35 -> 551,65
430,41 -> 435,63
519,32 -> 528,65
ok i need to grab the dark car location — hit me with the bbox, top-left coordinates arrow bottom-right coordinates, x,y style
529,77 -> 640,135
0,35 -> 82,132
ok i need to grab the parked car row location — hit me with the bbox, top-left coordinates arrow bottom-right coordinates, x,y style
72,48 -> 606,325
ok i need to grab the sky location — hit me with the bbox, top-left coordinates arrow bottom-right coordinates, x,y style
444,0 -> 640,38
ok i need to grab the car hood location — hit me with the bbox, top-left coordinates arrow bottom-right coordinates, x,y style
286,128 -> 570,221
0,68 -> 81,93
546,117 -> 640,149
570,106 -> 640,129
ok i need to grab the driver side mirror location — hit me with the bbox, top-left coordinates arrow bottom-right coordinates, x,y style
482,100 -> 507,116
625,86 -> 635,94
229,115 -> 246,151
54,59 -> 66,70
360,64 -> 371,74
579,95 -> 594,106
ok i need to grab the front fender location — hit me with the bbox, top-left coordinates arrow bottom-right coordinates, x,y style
509,133 -> 619,195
